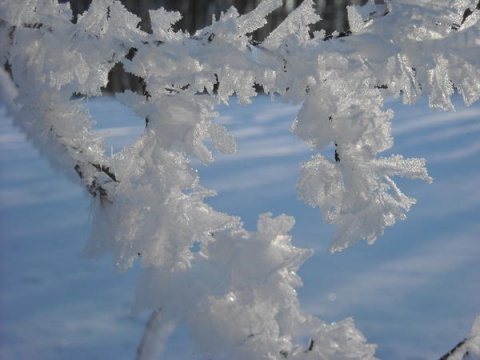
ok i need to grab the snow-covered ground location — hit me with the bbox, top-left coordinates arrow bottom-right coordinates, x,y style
1,95 -> 479,359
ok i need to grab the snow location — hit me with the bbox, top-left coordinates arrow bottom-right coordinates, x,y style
1,94 -> 479,359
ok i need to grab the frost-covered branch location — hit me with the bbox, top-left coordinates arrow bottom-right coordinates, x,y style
1,0 -> 480,359
438,316 -> 480,360
135,309 -> 174,360
439,338 -> 469,360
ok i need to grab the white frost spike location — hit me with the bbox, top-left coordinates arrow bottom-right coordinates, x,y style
428,56 -> 455,110
263,0 -> 320,50
468,316 -> 480,356
149,7 -> 183,41
237,0 -> 283,35
77,0 -> 142,39
347,5 -> 367,33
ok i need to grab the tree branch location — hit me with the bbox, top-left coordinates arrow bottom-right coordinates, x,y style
136,309 -> 169,360
439,338 -> 468,360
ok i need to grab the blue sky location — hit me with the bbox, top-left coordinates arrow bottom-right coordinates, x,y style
1,95 -> 479,359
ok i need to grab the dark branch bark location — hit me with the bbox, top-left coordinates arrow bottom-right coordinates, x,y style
439,338 -> 468,360
74,162 -> 118,203
89,163 -> 118,182
452,0 -> 480,30
136,309 -> 163,360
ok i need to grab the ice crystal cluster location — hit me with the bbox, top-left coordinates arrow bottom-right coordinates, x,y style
1,0 -> 479,358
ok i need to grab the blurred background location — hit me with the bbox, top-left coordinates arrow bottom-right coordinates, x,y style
59,0 -> 367,93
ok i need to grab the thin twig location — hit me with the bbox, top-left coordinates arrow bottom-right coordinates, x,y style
136,309 -> 163,360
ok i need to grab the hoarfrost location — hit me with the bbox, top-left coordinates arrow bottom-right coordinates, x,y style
469,316 -> 480,356
1,0 -> 479,358
442,316 -> 480,360
149,7 -> 183,41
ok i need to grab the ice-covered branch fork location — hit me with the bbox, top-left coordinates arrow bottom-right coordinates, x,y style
1,0 -> 480,359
